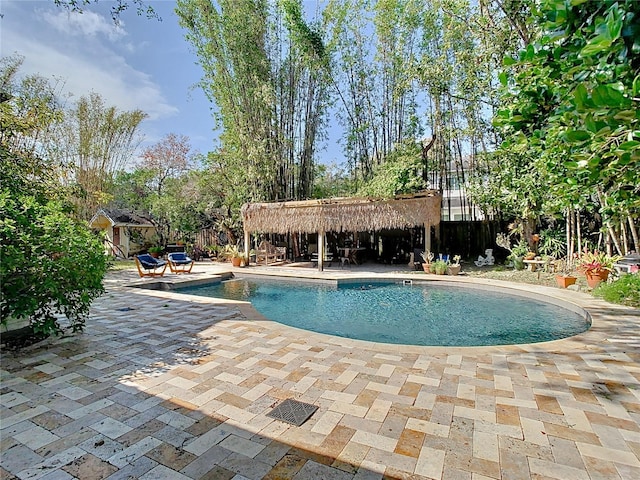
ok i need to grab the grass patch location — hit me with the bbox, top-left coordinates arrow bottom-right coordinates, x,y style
593,274 -> 640,308
108,260 -> 136,271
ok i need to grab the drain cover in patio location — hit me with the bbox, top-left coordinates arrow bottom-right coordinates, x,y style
266,398 -> 318,426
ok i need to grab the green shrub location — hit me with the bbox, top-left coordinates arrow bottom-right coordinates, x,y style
593,274 -> 640,308
0,193 -> 109,335
0,145 -> 109,336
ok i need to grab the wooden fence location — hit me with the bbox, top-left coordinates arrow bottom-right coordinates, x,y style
433,220 -> 508,262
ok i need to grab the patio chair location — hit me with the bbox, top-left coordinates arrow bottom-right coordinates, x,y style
311,252 -> 333,267
256,240 -> 286,265
135,254 -> 168,277
412,249 -> 425,270
167,252 -> 194,274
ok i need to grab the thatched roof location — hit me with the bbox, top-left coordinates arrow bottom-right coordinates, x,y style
241,191 -> 441,234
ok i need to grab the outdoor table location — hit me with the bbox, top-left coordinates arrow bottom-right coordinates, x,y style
523,259 -> 556,279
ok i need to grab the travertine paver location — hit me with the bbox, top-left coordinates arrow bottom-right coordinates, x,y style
1,264 -> 639,479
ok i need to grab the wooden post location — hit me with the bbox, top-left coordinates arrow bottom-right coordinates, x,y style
244,229 -> 250,265
318,229 -> 325,272
425,223 -> 432,253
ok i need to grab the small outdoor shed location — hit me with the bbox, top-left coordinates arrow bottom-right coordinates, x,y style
89,208 -> 156,258
241,191 -> 442,271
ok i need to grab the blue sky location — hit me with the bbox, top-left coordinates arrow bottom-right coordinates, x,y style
1,1 -> 230,161
2,0 -> 346,167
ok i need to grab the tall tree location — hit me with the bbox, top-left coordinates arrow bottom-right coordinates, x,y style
137,133 -> 193,244
0,56 -> 108,335
493,0 -> 640,253
324,0 -> 422,184
176,0 -> 327,206
52,92 -> 146,220
139,133 -> 192,195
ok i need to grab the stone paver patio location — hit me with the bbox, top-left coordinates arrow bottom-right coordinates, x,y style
1,263 -> 639,479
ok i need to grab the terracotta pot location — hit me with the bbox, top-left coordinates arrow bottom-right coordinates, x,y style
448,265 -> 461,276
422,263 -> 431,273
585,270 -> 609,289
555,275 -> 577,288
231,257 -> 242,267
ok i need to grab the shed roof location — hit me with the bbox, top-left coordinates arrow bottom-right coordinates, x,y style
241,191 -> 441,234
89,208 -> 155,228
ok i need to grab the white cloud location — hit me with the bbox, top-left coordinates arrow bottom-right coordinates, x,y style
2,0 -> 214,156
3,6 -> 177,121
41,8 -> 126,42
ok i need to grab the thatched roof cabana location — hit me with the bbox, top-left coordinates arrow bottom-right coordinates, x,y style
241,191 -> 441,234
241,191 -> 442,270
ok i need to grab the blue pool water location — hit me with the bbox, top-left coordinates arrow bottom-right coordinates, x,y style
176,278 -> 590,346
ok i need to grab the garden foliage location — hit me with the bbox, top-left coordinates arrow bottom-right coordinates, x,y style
494,0 -> 640,226
594,274 -> 640,308
0,58 -> 109,336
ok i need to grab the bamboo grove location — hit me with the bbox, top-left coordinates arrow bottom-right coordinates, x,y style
175,0 -> 528,208
174,0 -> 638,256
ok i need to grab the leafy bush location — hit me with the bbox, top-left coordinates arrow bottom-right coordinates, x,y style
593,274 -> 640,308
1,192 -> 109,335
538,228 -> 566,259
0,144 -> 108,335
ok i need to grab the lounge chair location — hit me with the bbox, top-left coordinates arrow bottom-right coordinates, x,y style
167,252 -> 194,274
135,254 -> 168,277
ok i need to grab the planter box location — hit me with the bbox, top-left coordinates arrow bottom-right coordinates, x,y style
555,275 -> 577,288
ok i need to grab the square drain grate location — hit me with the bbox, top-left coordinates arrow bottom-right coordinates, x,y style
266,398 -> 318,426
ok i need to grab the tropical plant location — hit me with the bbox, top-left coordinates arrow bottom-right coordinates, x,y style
176,0 -> 328,203
420,250 -> 434,263
222,244 -> 243,259
51,91 -> 146,220
431,259 -> 448,275
451,255 -> 461,266
493,0 -> 640,256
576,250 -> 620,275
538,227 -> 566,259
357,141 -> 427,197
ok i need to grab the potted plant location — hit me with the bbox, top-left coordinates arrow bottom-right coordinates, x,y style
420,251 -> 434,273
223,244 -> 243,267
432,259 -> 448,275
554,260 -> 577,288
510,240 -> 529,270
148,246 -> 163,258
448,255 -> 461,275
497,233 -> 527,270
239,250 -> 254,267
576,250 -> 620,288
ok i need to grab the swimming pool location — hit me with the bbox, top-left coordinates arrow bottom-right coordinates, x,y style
176,277 -> 590,347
